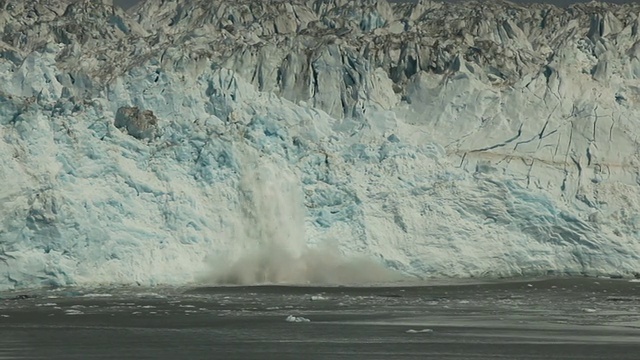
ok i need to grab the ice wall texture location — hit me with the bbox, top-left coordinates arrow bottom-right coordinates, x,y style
1,0 -> 640,289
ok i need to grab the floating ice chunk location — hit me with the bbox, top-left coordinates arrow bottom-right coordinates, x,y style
82,294 -> 113,298
0,315 -> 9,318
37,303 -> 58,307
406,329 -> 433,334
136,293 -> 166,299
64,309 -> 84,315
310,295 -> 328,301
582,308 -> 597,313
286,315 -> 310,323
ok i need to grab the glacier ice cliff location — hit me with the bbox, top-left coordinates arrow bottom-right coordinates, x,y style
1,0 -> 640,289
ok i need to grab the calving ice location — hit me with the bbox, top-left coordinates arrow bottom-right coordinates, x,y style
0,0 -> 639,290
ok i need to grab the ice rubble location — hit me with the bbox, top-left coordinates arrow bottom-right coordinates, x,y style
1,0 -> 640,289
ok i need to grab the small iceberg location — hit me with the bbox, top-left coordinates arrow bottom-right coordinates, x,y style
286,315 -> 310,323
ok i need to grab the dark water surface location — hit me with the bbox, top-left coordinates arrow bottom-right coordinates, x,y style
1,278 -> 639,359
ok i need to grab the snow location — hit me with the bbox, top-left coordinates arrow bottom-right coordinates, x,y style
1,0 -> 640,290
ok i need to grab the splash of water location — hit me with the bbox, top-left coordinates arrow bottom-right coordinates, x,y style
205,147 -> 404,285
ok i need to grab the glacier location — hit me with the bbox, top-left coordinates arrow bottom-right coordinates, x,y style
1,0 -> 640,290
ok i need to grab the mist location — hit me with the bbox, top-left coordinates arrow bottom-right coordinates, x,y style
206,242 -> 406,286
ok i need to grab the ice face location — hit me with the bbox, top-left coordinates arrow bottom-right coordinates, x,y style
1,0 -> 640,290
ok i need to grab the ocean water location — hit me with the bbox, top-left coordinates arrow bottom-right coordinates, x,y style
1,278 -> 639,359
